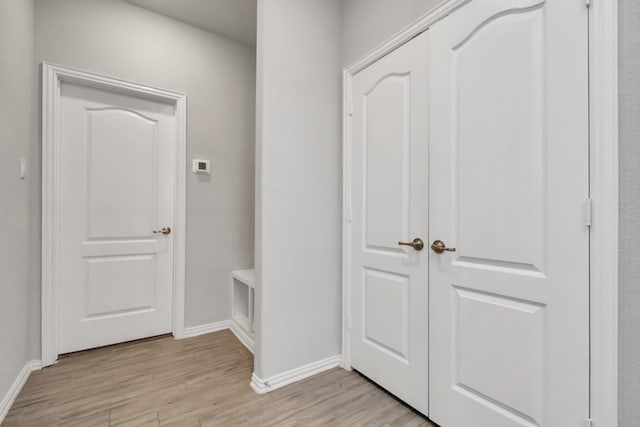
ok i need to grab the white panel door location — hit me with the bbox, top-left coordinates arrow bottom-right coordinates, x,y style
350,32 -> 429,414
58,82 -> 176,354
428,1 -> 589,426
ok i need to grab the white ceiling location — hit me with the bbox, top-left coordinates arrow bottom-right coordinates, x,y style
124,0 -> 257,47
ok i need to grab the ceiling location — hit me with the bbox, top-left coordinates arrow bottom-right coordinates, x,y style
123,0 -> 257,47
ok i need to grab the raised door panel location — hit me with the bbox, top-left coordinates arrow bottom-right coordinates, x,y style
363,75 -> 411,254
85,255 -> 157,318
453,287 -> 545,426
87,108 -> 159,239
452,5 -> 546,273
363,268 -> 409,362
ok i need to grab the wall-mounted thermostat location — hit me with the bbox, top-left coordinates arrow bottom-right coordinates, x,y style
192,159 -> 211,174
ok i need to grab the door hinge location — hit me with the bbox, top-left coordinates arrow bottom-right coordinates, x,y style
584,197 -> 593,227
583,418 -> 593,427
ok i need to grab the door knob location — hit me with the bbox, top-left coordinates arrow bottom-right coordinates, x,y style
398,238 -> 424,251
153,227 -> 171,235
430,240 -> 456,254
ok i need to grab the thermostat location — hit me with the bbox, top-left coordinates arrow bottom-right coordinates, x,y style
192,159 -> 211,174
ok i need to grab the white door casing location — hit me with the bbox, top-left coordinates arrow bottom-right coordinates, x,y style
428,1 -> 589,426
349,32 -> 429,415
42,64 -> 187,366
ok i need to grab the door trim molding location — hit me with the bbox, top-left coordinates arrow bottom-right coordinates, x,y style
341,2 -> 619,426
41,63 -> 187,366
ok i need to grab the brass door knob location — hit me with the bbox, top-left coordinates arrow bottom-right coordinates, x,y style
431,240 -> 456,254
398,238 -> 424,251
153,227 -> 171,235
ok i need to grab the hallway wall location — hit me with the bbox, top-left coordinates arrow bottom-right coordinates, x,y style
255,0 -> 343,379
34,0 -> 256,331
619,0 -> 640,425
0,0 -> 38,410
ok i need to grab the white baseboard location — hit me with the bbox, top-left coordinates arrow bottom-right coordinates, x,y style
182,320 -> 255,356
0,360 -> 41,424
229,321 -> 255,354
182,320 -> 231,338
250,355 -> 343,394
250,372 -> 271,394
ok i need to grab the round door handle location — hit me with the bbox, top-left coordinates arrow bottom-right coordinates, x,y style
153,227 -> 171,235
398,238 -> 424,251
431,240 -> 456,254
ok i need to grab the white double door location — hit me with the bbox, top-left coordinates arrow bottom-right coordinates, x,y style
349,0 -> 590,426
58,81 -> 176,354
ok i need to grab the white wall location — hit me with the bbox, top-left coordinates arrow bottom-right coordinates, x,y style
255,0 -> 343,378
34,0 -> 256,329
341,0 -> 444,65
619,1 -> 640,425
0,0 -> 37,403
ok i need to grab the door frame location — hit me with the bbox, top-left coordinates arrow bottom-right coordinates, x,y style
341,1 -> 619,426
41,63 -> 188,367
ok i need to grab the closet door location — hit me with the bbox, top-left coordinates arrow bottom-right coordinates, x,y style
349,31 -> 429,414
428,0 -> 589,426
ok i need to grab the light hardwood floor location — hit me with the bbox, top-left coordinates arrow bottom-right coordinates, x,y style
3,331 -> 436,426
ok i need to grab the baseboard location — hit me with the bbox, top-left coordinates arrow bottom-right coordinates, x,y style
229,321 -> 255,354
250,372 -> 271,394
0,360 -> 41,424
182,320 -> 231,338
250,354 -> 343,394
182,320 -> 255,356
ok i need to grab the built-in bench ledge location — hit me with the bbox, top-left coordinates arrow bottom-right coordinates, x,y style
230,269 -> 255,353
231,269 -> 255,289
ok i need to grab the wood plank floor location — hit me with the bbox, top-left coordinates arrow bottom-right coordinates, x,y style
3,331 -> 436,426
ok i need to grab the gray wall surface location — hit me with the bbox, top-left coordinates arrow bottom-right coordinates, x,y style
0,0 -> 38,402
254,0 -> 343,379
619,0 -> 640,425
341,0 -> 444,65
34,0 -> 256,330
